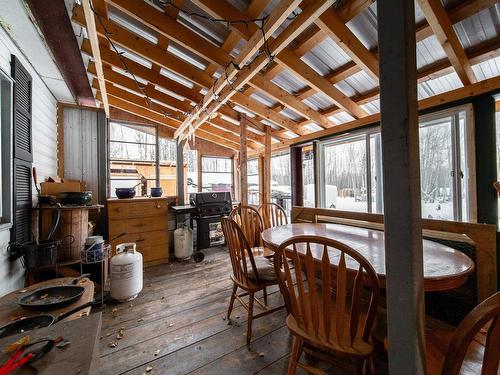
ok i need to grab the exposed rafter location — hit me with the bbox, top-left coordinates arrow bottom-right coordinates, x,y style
417,0 -> 477,85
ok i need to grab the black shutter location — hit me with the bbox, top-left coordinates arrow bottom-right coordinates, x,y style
11,55 -> 33,244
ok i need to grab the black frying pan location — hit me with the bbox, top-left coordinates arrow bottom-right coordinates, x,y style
18,275 -> 90,311
0,301 -> 94,339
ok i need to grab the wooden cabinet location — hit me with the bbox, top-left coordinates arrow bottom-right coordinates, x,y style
108,197 -> 169,266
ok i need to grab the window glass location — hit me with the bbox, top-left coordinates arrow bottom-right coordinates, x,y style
271,153 -> 291,214
322,138 -> 367,212
370,133 -> 383,213
158,137 -> 177,196
184,148 -> 198,195
302,147 -> 315,207
201,156 -> 233,194
247,159 -> 259,205
109,122 -> 157,197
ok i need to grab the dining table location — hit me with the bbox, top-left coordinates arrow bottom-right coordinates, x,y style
261,222 -> 475,292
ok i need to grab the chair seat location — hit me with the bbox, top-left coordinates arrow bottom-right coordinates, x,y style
251,246 -> 274,258
248,255 -> 277,281
426,326 -> 485,375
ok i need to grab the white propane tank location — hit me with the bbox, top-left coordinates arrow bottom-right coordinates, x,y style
174,225 -> 193,260
110,243 -> 143,302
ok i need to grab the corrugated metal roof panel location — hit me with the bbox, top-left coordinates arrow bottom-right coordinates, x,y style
280,107 -> 302,121
416,35 -> 447,70
159,67 -> 195,88
233,105 -> 256,117
346,3 -> 378,50
114,45 -> 152,69
301,38 -> 352,75
453,4 -> 500,50
336,70 -> 378,96
272,69 -> 308,93
328,111 -> 355,125
250,91 -> 278,107
305,123 -> 323,132
360,99 -> 380,115
108,6 -> 159,45
472,56 -> 500,80
304,92 -> 334,111
167,41 -> 208,70
417,71 -> 463,99
176,0 -> 230,46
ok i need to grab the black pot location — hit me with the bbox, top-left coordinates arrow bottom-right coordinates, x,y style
59,191 -> 92,205
150,187 -> 163,197
21,240 -> 60,269
115,188 -> 136,199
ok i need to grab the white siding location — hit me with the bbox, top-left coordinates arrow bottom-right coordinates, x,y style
0,27 -> 58,296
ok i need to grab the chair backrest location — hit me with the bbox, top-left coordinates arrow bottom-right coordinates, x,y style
273,235 -> 380,346
229,205 -> 264,248
259,203 -> 288,229
221,217 -> 260,287
442,292 -> 500,375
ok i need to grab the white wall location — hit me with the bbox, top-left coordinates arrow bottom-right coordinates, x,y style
0,26 -> 58,296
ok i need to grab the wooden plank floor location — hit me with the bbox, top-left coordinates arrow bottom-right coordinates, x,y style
95,248 -> 388,375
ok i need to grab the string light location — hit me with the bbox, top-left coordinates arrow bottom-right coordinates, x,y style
90,0 -> 345,138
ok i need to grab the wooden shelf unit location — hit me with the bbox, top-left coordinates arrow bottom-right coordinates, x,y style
107,197 -> 169,266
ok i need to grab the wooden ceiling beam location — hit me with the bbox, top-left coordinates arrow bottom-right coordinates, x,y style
178,0 -> 336,139
82,39 -> 203,103
314,8 -> 379,81
230,92 -> 308,135
87,62 -> 192,114
81,0 -> 109,115
73,5 -> 213,88
248,74 -> 336,128
417,0 -> 476,85
176,0 -> 303,139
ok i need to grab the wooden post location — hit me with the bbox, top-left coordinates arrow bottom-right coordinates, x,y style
378,1 -> 426,374
263,126 -> 272,204
176,138 -> 186,205
240,114 -> 248,206
290,146 -> 303,206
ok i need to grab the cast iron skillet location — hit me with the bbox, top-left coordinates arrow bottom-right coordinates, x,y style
0,301 -> 94,339
17,275 -> 90,311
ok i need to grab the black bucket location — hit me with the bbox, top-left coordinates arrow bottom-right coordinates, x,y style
21,240 -> 59,269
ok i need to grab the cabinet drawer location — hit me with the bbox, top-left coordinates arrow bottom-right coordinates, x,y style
109,216 -> 168,235
109,230 -> 168,249
108,199 -> 168,220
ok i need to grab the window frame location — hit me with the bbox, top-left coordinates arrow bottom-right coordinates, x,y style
0,67 -> 14,229
247,158 -> 259,205
316,104 -> 476,222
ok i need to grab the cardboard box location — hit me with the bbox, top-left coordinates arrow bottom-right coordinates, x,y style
40,179 -> 86,199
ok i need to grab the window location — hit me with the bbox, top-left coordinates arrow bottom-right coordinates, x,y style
302,146 -> 315,207
317,105 -> 474,221
184,147 -> 198,196
247,158 -> 259,205
108,122 -> 177,197
201,156 -> 233,194
0,68 -> 13,226
271,152 -> 291,214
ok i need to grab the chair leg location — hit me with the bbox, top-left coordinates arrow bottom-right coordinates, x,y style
263,286 -> 268,306
227,283 -> 237,319
246,292 -> 254,346
287,336 -> 303,375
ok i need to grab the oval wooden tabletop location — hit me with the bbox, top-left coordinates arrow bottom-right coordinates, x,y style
261,223 -> 475,291
0,277 -> 94,327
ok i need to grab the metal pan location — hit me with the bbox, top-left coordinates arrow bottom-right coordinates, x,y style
18,275 -> 90,311
0,301 -> 94,339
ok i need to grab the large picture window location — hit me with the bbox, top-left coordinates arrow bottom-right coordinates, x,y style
317,105 -> 474,221
201,156 -> 233,194
271,152 -> 291,213
108,122 -> 177,197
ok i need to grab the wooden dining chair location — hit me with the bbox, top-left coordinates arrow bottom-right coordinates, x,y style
273,235 -> 380,375
229,205 -> 273,258
221,217 -> 283,346
258,202 -> 288,229
426,291 -> 500,375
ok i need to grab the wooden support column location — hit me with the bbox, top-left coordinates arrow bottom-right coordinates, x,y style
263,127 -> 272,204
290,146 -> 303,207
240,114 -> 249,205
378,1 -> 425,374
176,138 -> 186,205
